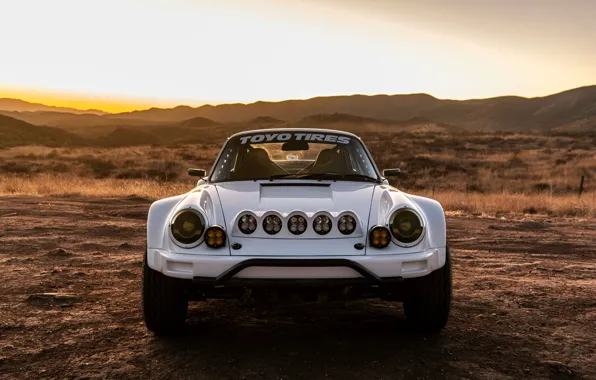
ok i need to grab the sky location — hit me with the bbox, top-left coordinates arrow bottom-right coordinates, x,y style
1,0 -> 595,112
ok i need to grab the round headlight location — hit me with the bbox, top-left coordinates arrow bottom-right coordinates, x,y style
263,215 -> 282,235
338,215 -> 356,235
389,208 -> 424,245
238,213 -> 257,234
170,209 -> 205,246
205,225 -> 226,248
288,214 -> 307,235
369,226 -> 391,248
313,215 -> 332,235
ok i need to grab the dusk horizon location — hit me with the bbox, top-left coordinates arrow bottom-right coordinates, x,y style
2,83 -> 595,114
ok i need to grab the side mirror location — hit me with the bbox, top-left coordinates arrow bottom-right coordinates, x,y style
382,168 -> 401,177
188,168 -> 207,177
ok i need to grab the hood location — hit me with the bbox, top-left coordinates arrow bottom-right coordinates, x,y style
214,180 -> 377,256
215,180 -> 376,223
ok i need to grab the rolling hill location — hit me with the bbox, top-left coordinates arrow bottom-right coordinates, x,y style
286,113 -> 465,135
0,110 -> 157,128
0,114 -> 84,147
550,115 -> 596,135
177,116 -> 220,128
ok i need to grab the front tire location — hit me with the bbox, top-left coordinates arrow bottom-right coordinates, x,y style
403,246 -> 452,333
142,251 -> 188,334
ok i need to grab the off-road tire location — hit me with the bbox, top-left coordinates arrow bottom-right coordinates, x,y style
142,251 -> 188,334
403,246 -> 452,333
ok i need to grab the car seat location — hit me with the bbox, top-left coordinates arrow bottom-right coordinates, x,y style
232,148 -> 285,179
310,148 -> 346,174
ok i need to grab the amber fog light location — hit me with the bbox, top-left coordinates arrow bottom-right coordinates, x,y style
205,226 -> 226,248
369,226 -> 391,248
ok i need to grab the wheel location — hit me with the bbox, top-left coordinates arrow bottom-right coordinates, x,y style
142,250 -> 189,334
403,246 -> 452,333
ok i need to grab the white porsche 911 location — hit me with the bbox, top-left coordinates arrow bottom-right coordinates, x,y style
143,129 -> 451,333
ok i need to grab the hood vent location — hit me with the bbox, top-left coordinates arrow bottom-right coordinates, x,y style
260,183 -> 331,187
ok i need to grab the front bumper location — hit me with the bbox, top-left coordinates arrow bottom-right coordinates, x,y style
147,247 -> 446,282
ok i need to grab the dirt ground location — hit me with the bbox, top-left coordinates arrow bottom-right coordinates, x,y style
1,196 -> 595,380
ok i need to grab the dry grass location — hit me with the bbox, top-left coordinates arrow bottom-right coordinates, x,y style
419,190 -> 596,218
0,130 -> 594,217
0,145 -> 219,181
0,173 -> 191,200
1,174 -> 595,217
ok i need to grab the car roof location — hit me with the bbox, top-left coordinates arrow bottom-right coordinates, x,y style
227,128 -> 361,140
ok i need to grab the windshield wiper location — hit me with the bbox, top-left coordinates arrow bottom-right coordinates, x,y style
313,173 -> 381,183
269,172 -> 380,183
269,173 -> 304,180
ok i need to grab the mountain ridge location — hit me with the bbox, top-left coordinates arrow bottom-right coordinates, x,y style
1,85 -> 595,132
106,85 -> 596,131
0,98 -> 107,115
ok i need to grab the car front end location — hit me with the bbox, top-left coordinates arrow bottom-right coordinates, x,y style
143,129 -> 451,334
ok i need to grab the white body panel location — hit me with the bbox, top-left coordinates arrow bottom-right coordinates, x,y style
147,247 -> 445,280
146,128 -> 447,280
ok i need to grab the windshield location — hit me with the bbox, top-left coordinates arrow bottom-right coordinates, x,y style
209,131 -> 379,183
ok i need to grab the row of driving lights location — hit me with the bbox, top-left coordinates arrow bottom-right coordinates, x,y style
171,208 -> 424,249
238,213 -> 357,235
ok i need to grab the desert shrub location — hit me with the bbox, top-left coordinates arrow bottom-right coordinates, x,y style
531,183 -> 551,193
149,150 -> 164,159
146,169 -> 178,181
404,156 -> 469,177
49,163 -> 71,173
403,156 -> 439,172
116,170 -> 147,179
180,152 -> 201,161
146,160 -> 183,181
80,156 -> 118,178
0,161 -> 32,174
465,184 -> 484,193
14,153 -> 43,159
508,154 -> 525,168
572,141 -> 596,150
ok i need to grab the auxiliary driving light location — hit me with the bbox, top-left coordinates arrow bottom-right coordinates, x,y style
369,226 -> 391,248
238,214 -> 257,234
170,209 -> 205,247
389,208 -> 424,245
313,215 -> 332,235
338,215 -> 356,235
205,226 -> 226,248
288,215 -> 307,235
263,214 -> 282,235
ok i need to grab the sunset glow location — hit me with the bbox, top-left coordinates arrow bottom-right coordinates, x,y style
1,0 -> 595,112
